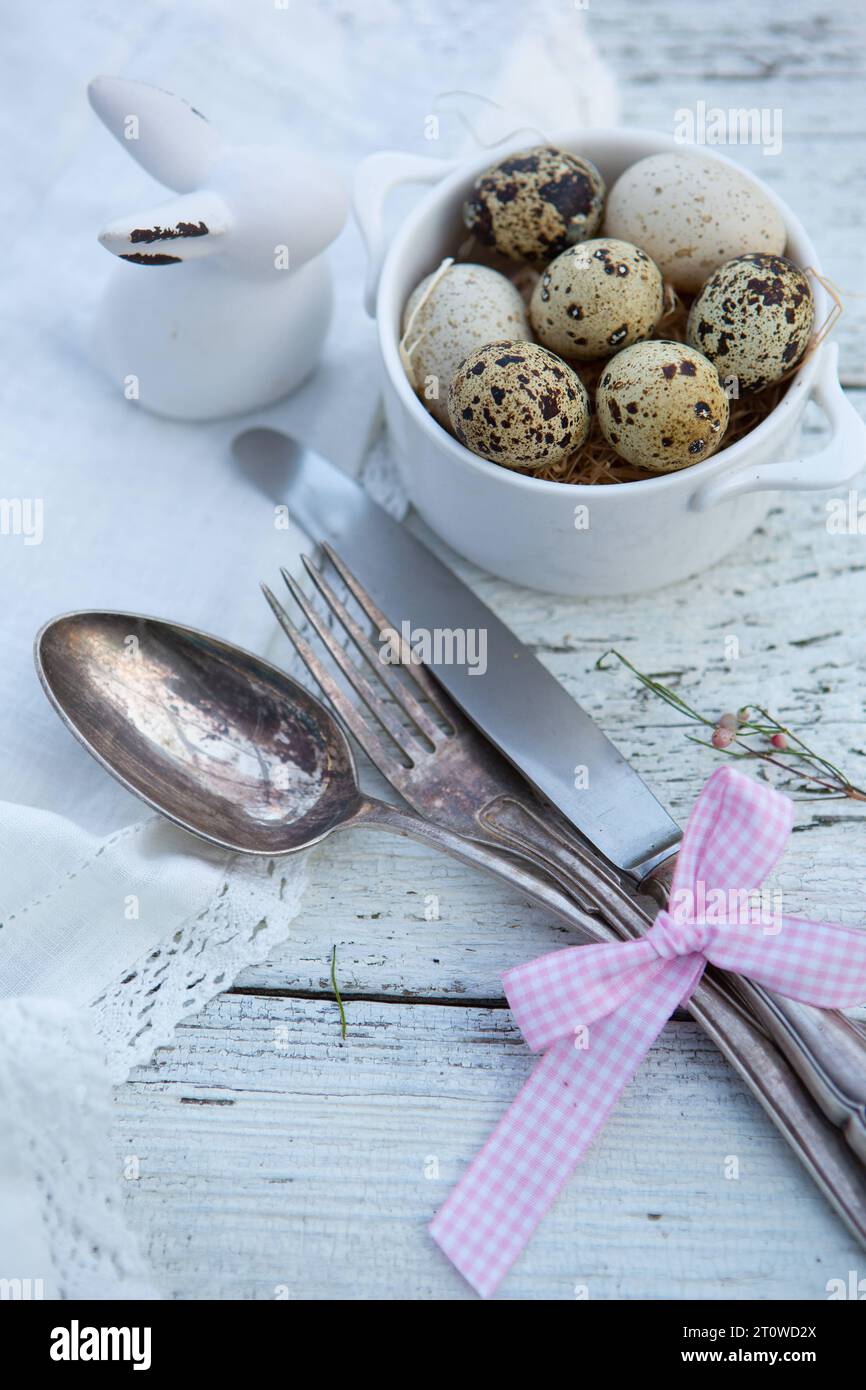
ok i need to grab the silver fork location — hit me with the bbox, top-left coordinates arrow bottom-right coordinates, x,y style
263,546 -> 624,914
261,545 -> 866,1245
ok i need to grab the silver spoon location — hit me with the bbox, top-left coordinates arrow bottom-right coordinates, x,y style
33,610 -> 866,1247
33,609 -> 607,932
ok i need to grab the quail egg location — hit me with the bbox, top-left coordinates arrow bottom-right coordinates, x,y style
529,238 -> 664,360
448,340 -> 590,470
402,261 -> 531,427
463,146 -> 605,265
596,340 -> 729,472
604,153 -> 786,292
687,253 -> 814,392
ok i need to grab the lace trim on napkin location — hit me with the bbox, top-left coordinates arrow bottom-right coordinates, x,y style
92,852 -> 310,1080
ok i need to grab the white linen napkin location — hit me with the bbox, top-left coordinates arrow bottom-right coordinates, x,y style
0,808 -> 311,1298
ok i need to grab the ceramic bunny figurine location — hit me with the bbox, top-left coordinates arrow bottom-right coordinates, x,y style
88,76 -> 347,420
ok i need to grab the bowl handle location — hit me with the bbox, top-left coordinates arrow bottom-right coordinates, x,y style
690,344 -> 865,512
353,151 -> 460,317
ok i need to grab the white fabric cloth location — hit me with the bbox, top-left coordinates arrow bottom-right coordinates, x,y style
0,0 -> 618,1298
0,813 -> 310,1298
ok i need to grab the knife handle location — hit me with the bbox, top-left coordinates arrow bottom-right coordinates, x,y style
643,857 -> 866,1164
356,792 -> 866,1247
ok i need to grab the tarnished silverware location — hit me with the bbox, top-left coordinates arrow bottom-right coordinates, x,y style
236,427 -> 866,1169
262,545 -> 866,1168
262,551 -> 866,1244
34,609 -> 866,1248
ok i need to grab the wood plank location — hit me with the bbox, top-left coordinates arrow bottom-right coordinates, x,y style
232,822 -> 592,1001
114,993 -> 864,1300
589,3 -> 866,88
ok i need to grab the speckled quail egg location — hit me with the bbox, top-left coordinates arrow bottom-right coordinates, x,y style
596,340 -> 729,472
529,238 -> 664,360
604,153 -> 786,293
463,146 -> 605,265
401,261 -> 531,427
687,253 -> 814,392
448,340 -> 590,470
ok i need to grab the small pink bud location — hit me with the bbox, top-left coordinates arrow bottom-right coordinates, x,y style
718,712 -> 738,731
737,707 -> 750,723
712,726 -> 734,749
771,732 -> 788,750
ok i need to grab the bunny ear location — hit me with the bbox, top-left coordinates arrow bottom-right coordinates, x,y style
88,76 -> 223,192
97,190 -> 230,264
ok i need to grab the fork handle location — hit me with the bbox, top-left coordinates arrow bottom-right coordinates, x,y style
481,794 -> 866,1166
349,793 -> 866,1247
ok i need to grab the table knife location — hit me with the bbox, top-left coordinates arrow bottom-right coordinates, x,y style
232,427 -> 866,1169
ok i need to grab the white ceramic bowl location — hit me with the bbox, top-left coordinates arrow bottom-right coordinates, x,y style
354,128 -> 865,596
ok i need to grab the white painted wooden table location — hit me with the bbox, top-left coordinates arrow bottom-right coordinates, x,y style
97,2 -> 866,1298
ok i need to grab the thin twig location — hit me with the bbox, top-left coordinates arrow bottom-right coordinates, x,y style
598,649 -> 866,802
331,945 -> 347,1040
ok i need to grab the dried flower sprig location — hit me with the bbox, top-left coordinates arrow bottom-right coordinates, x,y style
596,649 -> 866,802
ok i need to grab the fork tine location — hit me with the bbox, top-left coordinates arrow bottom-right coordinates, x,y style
261,583 -> 397,772
320,542 -> 459,726
278,567 -> 427,765
301,552 -> 447,748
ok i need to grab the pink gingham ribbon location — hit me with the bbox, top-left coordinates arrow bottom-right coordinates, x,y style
430,767 -> 866,1297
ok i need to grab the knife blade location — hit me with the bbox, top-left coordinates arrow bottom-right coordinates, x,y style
232,427 -> 680,881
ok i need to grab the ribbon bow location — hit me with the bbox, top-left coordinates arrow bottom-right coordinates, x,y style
430,767 -> 866,1297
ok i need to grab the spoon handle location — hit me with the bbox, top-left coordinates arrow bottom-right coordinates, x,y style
350,795 -> 615,942
351,794 -> 866,1250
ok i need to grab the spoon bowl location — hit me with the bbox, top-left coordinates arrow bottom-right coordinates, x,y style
34,607 -> 612,907
36,611 -> 362,854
